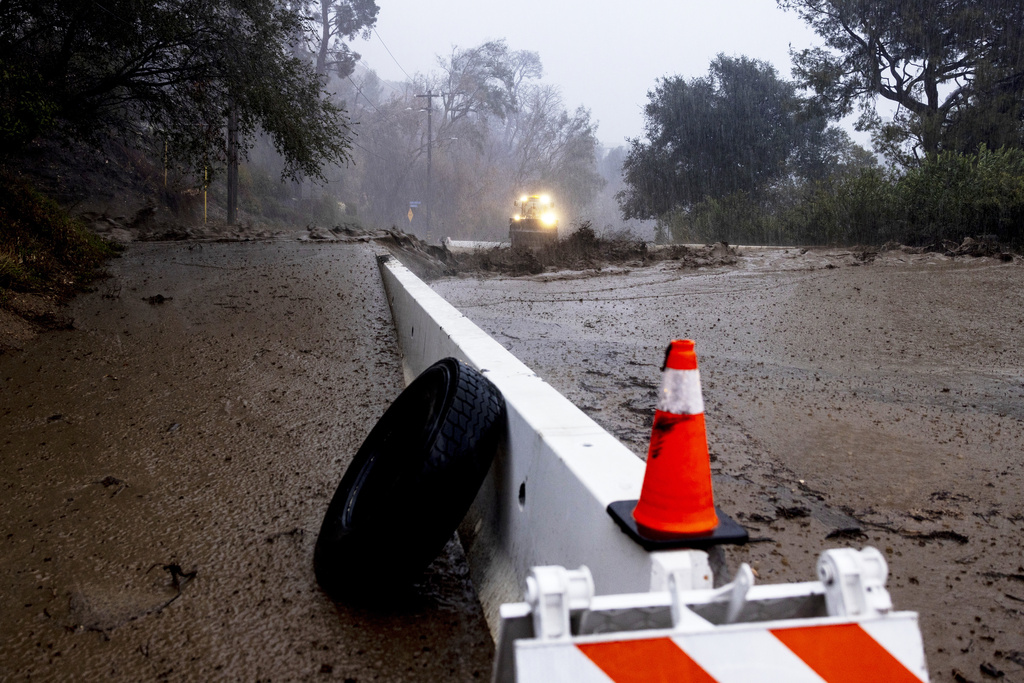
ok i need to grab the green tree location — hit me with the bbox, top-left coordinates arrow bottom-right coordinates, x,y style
780,0 -> 1024,162
303,0 -> 379,78
618,54 -> 849,220
0,0 -> 356,180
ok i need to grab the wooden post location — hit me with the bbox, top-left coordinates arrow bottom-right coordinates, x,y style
227,105 -> 238,225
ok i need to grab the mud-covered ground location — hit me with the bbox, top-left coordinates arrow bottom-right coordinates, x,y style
3,233 -> 1022,682
0,240 -> 493,681
433,247 -> 1024,683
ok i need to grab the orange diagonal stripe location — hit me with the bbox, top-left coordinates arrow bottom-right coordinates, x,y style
577,637 -> 718,683
771,623 -> 922,682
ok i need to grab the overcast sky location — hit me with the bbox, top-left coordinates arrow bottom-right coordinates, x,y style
349,0 -> 847,149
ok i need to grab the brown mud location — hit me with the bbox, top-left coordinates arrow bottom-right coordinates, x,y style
443,225 -> 739,277
433,246 -> 1024,683
0,240 -> 492,681
3,227 -> 1021,681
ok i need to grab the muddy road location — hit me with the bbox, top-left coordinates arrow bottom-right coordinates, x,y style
0,241 -> 492,681
433,248 -> 1024,683
3,238 -> 1022,682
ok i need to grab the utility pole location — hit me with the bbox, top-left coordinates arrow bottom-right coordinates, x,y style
415,91 -> 436,238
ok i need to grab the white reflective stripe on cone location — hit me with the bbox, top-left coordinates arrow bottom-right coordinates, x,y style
657,368 -> 704,415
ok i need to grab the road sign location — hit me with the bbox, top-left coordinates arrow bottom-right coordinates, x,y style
409,201 -> 421,207
408,208 -> 414,222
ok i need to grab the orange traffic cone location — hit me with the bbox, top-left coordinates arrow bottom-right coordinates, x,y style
632,339 -> 719,536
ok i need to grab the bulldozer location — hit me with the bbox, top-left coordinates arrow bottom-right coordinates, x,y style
509,194 -> 557,249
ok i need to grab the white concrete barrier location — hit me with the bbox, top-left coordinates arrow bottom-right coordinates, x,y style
377,255 -> 717,636
443,238 -> 507,252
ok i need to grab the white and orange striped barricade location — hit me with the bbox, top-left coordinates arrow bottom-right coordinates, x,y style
493,548 -> 929,682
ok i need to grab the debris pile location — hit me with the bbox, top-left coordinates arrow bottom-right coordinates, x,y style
936,236 -> 1014,261
443,224 -> 739,277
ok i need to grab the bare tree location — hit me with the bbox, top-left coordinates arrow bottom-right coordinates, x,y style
342,41 -> 603,239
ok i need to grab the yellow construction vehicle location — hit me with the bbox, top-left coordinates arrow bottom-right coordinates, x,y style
509,194 -> 558,249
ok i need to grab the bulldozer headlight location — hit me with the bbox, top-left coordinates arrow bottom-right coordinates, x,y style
541,212 -> 557,226
513,214 -> 521,221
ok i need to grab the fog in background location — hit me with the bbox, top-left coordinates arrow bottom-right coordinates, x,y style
349,1 -> 837,148
284,3 -> 813,240
245,0 -> 1018,249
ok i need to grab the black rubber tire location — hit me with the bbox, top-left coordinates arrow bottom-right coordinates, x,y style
314,357 -> 506,600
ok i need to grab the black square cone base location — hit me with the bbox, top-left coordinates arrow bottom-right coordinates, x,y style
607,500 -> 748,551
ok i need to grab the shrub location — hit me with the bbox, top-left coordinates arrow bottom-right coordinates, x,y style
784,169 -> 899,245
656,146 -> 1024,248
0,172 -> 119,295
898,146 -> 1024,244
662,193 -> 787,246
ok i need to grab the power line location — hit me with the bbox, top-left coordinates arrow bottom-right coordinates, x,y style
373,28 -> 413,82
371,70 -> 407,98
90,0 -> 133,27
347,75 -> 384,116
345,74 -> 414,131
348,138 -> 388,163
